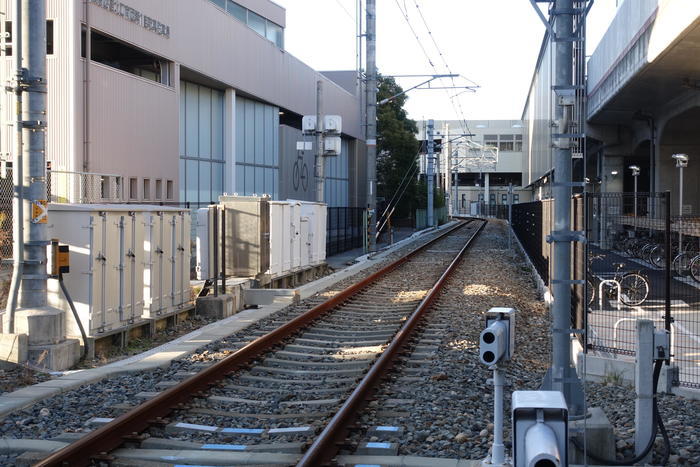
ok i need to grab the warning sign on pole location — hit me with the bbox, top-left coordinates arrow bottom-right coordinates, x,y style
31,199 -> 48,224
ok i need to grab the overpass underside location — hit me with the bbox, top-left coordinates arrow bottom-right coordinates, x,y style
587,3 -> 700,215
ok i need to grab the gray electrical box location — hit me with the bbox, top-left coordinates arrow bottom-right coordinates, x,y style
217,195 -> 271,279
480,307 -> 516,364
512,391 -> 568,467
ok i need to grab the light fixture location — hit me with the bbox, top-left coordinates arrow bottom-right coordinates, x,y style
629,165 -> 640,176
672,153 -> 689,168
610,170 -> 618,176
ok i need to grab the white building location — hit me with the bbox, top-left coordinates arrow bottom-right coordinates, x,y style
416,120 -> 531,213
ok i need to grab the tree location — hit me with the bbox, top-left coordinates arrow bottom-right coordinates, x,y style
376,75 -> 422,220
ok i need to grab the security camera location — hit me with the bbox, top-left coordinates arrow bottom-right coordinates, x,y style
479,307 -> 515,366
672,153 -> 689,167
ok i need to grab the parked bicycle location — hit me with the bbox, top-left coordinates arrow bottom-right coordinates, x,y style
587,253 -> 650,307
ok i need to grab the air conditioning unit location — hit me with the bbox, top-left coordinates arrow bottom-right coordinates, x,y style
324,115 -> 342,134
302,115 -> 317,134
324,136 -> 342,156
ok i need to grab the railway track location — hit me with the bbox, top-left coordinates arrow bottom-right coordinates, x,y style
33,218 -> 486,467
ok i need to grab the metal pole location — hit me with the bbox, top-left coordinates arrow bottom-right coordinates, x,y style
447,139 -> 452,217
366,0 -> 377,252
427,119 -> 435,228
491,367 -> 505,465
508,183 -> 513,250
5,0 -> 25,332
315,80 -> 324,203
678,165 -> 683,252
19,0 -> 49,310
544,0 -> 584,416
634,174 -> 638,218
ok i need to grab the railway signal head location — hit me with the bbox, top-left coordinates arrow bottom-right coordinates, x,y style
479,307 -> 516,366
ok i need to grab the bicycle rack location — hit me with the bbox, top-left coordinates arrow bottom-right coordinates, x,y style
599,279 -> 621,311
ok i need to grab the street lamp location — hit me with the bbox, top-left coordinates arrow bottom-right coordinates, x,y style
629,165 -> 640,217
672,154 -> 689,253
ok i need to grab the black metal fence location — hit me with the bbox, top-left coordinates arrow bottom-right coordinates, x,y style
513,192 -> 700,389
326,207 -> 365,257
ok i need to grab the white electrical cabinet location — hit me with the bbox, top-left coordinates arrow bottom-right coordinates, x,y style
298,201 -> 327,266
47,204 -> 190,338
143,209 -> 191,319
195,208 -> 210,281
268,201 -> 302,278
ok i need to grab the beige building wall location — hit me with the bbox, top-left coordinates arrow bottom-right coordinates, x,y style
0,0 -> 363,204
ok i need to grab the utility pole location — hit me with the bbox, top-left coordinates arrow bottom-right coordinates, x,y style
365,0 -> 377,252
427,119 -> 435,228
315,80 -> 324,203
542,0 -> 585,416
20,0 -> 49,310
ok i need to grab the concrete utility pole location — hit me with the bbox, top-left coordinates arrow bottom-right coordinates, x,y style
542,0 -> 585,416
365,0 -> 377,252
427,119 -> 435,228
20,0 -> 49,310
315,80 -> 324,203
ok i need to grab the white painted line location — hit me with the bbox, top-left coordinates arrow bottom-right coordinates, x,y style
201,444 -> 247,451
375,426 -> 400,432
220,427 -> 264,434
268,426 -> 311,434
174,422 -> 218,432
365,442 -> 392,448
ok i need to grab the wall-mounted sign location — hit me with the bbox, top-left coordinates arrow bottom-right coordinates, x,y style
90,0 -> 171,38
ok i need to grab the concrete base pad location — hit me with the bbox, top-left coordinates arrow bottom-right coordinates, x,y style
0,334 -> 28,367
568,407 -> 615,465
27,339 -> 80,371
195,294 -> 235,319
11,306 -> 66,346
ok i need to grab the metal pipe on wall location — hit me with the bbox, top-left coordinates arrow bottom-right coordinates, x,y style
365,0 -> 377,252
6,0 -> 25,333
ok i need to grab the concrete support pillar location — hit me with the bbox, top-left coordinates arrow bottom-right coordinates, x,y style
484,173 -> 490,216
224,88 -> 236,195
635,319 -> 654,464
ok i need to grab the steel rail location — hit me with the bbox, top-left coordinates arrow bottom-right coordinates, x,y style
35,220 -> 471,467
298,219 -> 487,466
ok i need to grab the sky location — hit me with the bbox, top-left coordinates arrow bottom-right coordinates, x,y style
274,0 -> 620,122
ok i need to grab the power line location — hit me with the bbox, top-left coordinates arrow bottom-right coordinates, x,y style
333,0 -> 355,22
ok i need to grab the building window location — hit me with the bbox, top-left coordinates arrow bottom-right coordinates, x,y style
499,135 -> 514,152
166,180 -> 173,200
513,194 -> 520,204
4,21 -> 55,55
143,178 -> 151,200
502,194 -> 508,204
489,193 -> 496,205
101,177 -> 110,200
129,177 -> 138,200
46,20 -> 54,55
226,0 -> 247,22
88,29 -> 172,85
514,134 -> 523,152
209,0 -> 284,48
484,134 -> 498,148
461,194 -> 466,209
155,179 -> 163,200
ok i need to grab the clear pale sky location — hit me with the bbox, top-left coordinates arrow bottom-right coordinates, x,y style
274,0 -> 619,121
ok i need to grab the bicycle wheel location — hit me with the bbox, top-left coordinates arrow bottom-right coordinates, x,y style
690,256 -> 700,283
674,252 -> 691,276
650,244 -> 665,268
619,273 -> 649,306
586,279 -> 595,307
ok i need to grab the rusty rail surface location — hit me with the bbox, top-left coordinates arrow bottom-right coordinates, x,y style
298,218 -> 486,466
36,220 -> 471,467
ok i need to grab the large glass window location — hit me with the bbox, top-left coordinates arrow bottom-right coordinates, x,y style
180,80 -> 225,204
227,0 -> 247,22
498,134 -> 514,152
266,21 -> 284,48
235,96 -> 280,199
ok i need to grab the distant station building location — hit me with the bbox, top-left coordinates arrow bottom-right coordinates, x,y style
523,0 -> 700,214
0,0 -> 367,209
416,120 -> 531,214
